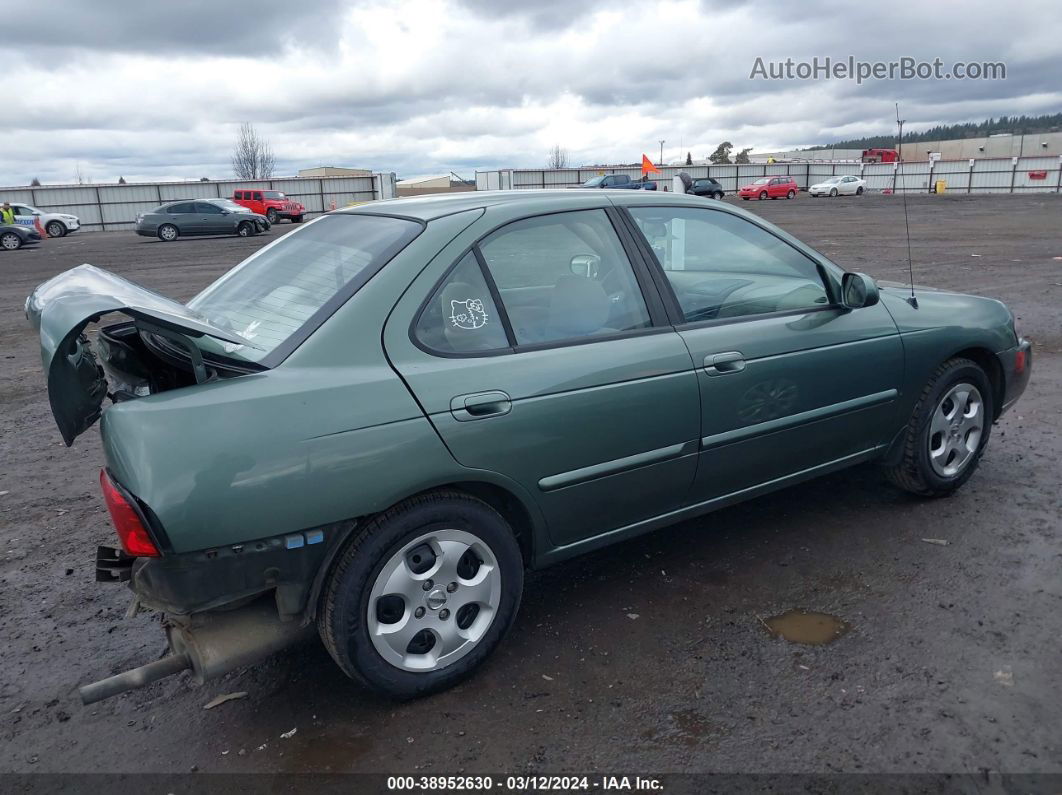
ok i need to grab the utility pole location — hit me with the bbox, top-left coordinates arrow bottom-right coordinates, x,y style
659,140 -> 665,166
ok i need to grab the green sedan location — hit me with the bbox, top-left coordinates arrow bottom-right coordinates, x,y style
25,190 -> 1032,702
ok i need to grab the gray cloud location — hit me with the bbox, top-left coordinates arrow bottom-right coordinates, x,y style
1,0 -> 1059,186
13,0 -> 343,55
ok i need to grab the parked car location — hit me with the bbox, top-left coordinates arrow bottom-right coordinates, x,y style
26,191 -> 1031,704
739,175 -> 798,200
809,175 -> 866,197
689,177 -> 725,199
1,223 -> 41,250
134,199 -> 270,241
8,202 -> 81,237
232,189 -> 306,223
579,174 -> 657,190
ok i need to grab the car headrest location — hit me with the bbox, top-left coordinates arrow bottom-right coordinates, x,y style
547,275 -> 611,338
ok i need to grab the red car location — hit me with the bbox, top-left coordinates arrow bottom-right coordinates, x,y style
232,189 -> 306,224
738,176 -> 798,200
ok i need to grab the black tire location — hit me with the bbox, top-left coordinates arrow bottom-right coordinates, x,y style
318,491 -> 524,699
758,190 -> 768,200
714,192 -> 724,200
830,188 -> 838,197
884,357 -> 994,497
786,189 -> 796,199
46,221 -> 66,238
266,208 -> 278,224
157,223 -> 179,242
236,221 -> 253,237
1,231 -> 22,250
856,186 -> 864,195
292,214 -> 304,223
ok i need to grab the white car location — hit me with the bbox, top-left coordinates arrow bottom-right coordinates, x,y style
809,175 -> 865,197
8,203 -> 81,237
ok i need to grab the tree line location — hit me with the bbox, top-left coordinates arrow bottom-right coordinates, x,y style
807,112 -> 1062,152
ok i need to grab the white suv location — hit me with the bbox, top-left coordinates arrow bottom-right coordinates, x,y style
9,203 -> 81,237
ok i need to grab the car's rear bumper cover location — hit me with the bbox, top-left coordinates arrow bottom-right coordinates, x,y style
127,522 -> 342,617
996,337 -> 1032,416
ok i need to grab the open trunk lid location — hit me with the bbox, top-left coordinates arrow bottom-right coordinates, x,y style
26,264 -> 261,446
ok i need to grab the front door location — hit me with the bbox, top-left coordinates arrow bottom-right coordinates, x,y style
624,204 -> 903,504
194,201 -> 229,234
385,206 -> 702,548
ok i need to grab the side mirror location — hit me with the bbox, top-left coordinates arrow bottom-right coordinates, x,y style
570,254 -> 601,278
841,272 -> 879,309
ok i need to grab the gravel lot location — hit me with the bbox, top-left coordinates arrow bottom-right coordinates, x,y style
1,195 -> 1060,776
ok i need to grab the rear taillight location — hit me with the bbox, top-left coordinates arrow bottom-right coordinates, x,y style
100,470 -> 160,557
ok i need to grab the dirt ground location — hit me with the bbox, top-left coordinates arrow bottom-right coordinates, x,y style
1,194 -> 1060,777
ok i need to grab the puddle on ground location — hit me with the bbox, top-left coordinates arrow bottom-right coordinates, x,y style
763,609 -> 850,645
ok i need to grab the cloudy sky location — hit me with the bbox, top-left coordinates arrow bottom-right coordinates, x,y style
6,0 -> 1060,184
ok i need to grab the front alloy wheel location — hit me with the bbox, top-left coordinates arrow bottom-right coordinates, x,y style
928,383 -> 984,478
884,357 -> 993,497
758,190 -> 768,200
1,232 -> 21,250
46,221 -> 66,238
266,208 -> 278,224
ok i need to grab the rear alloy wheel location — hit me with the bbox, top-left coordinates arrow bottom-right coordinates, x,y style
786,189 -> 796,199
46,221 -> 66,238
884,357 -> 993,497
237,221 -> 253,237
319,491 -> 523,699
157,224 -> 179,242
1,232 -> 22,250
758,190 -> 768,200
266,208 -> 278,224
830,188 -> 838,197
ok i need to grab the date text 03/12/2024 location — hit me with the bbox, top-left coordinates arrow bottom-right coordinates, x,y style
385,775 -> 663,790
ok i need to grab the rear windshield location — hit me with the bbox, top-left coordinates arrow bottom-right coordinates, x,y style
186,214 -> 421,363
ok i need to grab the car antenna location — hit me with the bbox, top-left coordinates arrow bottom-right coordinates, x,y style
896,102 -> 918,308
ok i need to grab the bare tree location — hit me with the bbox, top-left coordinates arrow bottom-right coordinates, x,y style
73,161 -> 88,184
546,144 -> 569,169
231,122 -> 276,180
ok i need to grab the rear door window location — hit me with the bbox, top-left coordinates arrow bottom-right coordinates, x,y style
168,203 -> 194,214
413,252 -> 509,354
478,210 -> 651,346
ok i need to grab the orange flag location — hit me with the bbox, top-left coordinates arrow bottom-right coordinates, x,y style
641,154 -> 661,175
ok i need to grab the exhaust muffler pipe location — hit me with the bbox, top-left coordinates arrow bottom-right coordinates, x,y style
78,599 -> 313,705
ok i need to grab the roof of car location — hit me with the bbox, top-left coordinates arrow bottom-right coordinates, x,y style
336,189 -> 718,222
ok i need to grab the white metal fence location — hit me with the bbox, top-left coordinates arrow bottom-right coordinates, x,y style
0,173 -> 398,232
476,156 -> 1062,195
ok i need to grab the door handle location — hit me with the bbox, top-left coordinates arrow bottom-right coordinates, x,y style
704,351 -> 746,376
450,391 -> 512,421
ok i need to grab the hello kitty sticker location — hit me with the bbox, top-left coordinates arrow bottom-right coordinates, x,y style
449,298 -> 488,330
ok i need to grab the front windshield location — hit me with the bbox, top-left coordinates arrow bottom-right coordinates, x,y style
264,191 -> 286,199
752,178 -> 770,185
187,214 -> 421,362
822,176 -> 843,184
582,176 -> 605,187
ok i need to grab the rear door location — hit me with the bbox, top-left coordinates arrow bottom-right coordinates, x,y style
621,202 -> 903,504
384,203 -> 701,549
166,202 -> 198,234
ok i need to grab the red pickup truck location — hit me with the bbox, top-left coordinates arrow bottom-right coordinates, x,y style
232,189 -> 305,224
